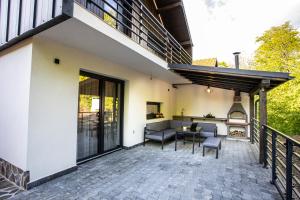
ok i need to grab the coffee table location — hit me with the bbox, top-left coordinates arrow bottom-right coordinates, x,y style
175,127 -> 202,154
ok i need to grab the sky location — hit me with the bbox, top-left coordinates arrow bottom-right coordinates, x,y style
183,0 -> 300,66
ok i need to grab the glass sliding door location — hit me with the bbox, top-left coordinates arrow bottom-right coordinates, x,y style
77,75 -> 101,161
103,81 -> 121,151
77,72 -> 123,162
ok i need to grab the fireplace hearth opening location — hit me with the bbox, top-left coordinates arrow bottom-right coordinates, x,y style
229,127 -> 247,138
226,91 -> 249,138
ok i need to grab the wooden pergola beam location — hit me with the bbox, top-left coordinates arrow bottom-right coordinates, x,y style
180,75 -> 257,88
175,71 -> 261,84
191,81 -> 252,92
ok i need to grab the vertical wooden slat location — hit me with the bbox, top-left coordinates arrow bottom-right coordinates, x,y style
32,0 -> 37,28
6,0 -> 11,42
52,0 -> 56,18
17,0 -> 23,35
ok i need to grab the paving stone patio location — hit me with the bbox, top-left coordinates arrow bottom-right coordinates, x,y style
11,139 -> 281,200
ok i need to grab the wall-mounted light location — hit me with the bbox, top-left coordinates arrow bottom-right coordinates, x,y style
54,58 -> 60,64
206,86 -> 212,93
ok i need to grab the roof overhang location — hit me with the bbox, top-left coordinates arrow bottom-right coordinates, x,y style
169,64 -> 293,93
155,0 -> 193,56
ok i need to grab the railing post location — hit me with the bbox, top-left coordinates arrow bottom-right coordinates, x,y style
139,4 -> 143,45
250,94 -> 254,144
286,139 -> 293,200
259,86 -> 267,164
164,31 -> 168,62
271,130 -> 277,184
180,46 -> 182,63
262,125 -> 268,168
250,119 -> 254,144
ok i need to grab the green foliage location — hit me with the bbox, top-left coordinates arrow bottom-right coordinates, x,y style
254,22 -> 300,135
218,61 -> 229,68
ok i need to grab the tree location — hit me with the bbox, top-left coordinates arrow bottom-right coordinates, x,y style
254,22 -> 300,135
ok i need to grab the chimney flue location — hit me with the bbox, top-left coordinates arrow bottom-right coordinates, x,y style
233,52 -> 240,69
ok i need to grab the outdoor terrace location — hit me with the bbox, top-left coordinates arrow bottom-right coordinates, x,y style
8,139 -> 280,200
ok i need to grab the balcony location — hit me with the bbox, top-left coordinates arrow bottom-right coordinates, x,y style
0,0 -> 192,65
75,0 -> 192,64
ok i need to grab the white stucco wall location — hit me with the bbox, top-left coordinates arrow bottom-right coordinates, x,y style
26,38 -> 175,181
174,85 -> 250,136
0,39 -> 32,170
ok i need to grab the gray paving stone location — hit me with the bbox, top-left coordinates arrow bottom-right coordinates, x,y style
10,139 -> 280,200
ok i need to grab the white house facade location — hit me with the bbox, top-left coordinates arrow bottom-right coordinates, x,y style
0,0 -> 291,190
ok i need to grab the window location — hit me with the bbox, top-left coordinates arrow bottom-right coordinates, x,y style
146,102 -> 163,120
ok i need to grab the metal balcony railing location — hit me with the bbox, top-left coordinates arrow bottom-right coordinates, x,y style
75,0 -> 192,64
252,118 -> 300,200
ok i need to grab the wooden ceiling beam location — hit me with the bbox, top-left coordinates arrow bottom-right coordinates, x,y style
191,81 -> 252,92
185,77 -> 255,88
180,74 -> 257,85
156,2 -> 182,13
176,71 -> 260,85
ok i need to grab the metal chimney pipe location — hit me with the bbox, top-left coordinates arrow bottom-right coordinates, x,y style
233,52 -> 240,69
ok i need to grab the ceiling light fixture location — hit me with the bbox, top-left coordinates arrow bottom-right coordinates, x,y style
206,86 -> 212,93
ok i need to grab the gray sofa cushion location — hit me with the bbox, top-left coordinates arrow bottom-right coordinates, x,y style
200,131 -> 215,138
198,122 -> 217,132
203,137 -> 221,148
170,120 -> 194,129
145,129 -> 176,141
197,122 -> 217,137
146,120 -> 170,131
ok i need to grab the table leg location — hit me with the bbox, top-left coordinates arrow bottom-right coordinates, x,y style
198,132 -> 201,147
192,133 -> 195,154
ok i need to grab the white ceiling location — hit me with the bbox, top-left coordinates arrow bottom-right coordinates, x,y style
36,18 -> 189,84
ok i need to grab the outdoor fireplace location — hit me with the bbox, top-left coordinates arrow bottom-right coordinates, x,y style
228,126 -> 247,138
226,91 -> 249,138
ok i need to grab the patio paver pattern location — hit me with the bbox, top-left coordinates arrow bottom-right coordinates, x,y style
11,139 -> 281,200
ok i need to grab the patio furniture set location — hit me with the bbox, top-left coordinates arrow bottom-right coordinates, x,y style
144,120 -> 221,158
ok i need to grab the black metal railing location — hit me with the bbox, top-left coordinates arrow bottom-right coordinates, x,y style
75,0 -> 192,64
252,118 -> 300,200
253,118 -> 260,145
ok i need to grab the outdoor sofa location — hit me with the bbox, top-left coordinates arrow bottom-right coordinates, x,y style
144,120 -> 217,149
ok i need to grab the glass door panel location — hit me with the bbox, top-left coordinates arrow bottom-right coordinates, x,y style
77,75 -> 101,161
103,81 -> 121,151
77,72 -> 123,162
